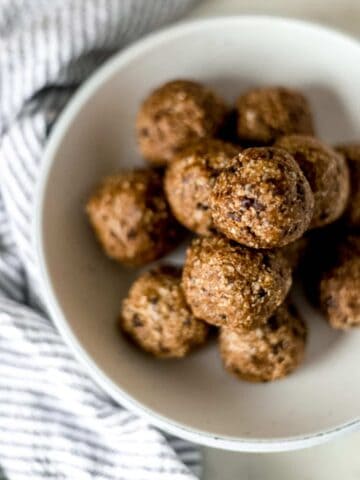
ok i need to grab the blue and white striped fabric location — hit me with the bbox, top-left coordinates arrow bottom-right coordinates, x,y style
0,1 -> 202,479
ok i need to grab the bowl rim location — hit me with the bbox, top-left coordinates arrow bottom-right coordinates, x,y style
34,15 -> 360,452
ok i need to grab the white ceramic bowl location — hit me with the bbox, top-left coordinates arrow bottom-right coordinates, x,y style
36,16 -> 360,452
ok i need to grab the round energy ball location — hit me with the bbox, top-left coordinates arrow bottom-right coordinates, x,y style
335,143 -> 360,228
276,135 -> 350,228
219,302 -> 307,382
319,247 -> 360,330
164,139 -> 240,235
86,169 -> 182,266
136,80 -> 227,166
237,86 -> 314,145
121,266 -> 209,358
182,235 -> 292,331
210,147 -> 314,248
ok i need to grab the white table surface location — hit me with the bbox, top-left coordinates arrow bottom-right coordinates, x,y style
184,1 -> 360,478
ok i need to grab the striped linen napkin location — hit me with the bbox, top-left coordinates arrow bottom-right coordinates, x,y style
0,1 -> 202,479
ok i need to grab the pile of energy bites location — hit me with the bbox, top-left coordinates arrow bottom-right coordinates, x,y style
86,80 -> 360,383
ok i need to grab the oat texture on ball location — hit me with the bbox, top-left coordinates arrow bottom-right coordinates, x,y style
136,80 -> 227,166
165,139 -> 240,235
237,86 -> 314,145
219,302 -> 307,382
182,235 -> 292,331
210,147 -> 314,248
276,135 -> 350,228
319,239 -> 360,330
335,143 -> 360,228
121,266 -> 209,358
86,169 -> 182,265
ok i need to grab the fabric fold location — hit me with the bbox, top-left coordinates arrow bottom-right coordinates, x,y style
0,1 -> 202,479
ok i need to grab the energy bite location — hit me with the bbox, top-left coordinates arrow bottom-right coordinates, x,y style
182,235 -> 292,331
276,135 -> 350,228
121,266 -> 209,358
335,144 -> 360,228
86,169 -> 182,266
219,303 -> 307,382
164,139 -> 240,235
136,80 -> 227,166
210,147 -> 314,248
319,239 -> 360,330
237,86 -> 314,145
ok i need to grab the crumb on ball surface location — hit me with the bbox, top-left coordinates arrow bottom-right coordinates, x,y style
86,169 -> 182,266
219,302 -> 307,382
182,235 -> 292,332
237,86 -> 314,145
121,266 -> 209,358
276,135 -> 350,229
335,143 -> 360,228
136,80 -> 227,166
319,244 -> 360,330
164,139 -> 240,235
210,147 -> 314,248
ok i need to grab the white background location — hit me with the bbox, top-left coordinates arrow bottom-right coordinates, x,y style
185,1 -> 360,478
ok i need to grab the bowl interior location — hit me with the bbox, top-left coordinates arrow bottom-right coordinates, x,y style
39,17 -> 360,448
